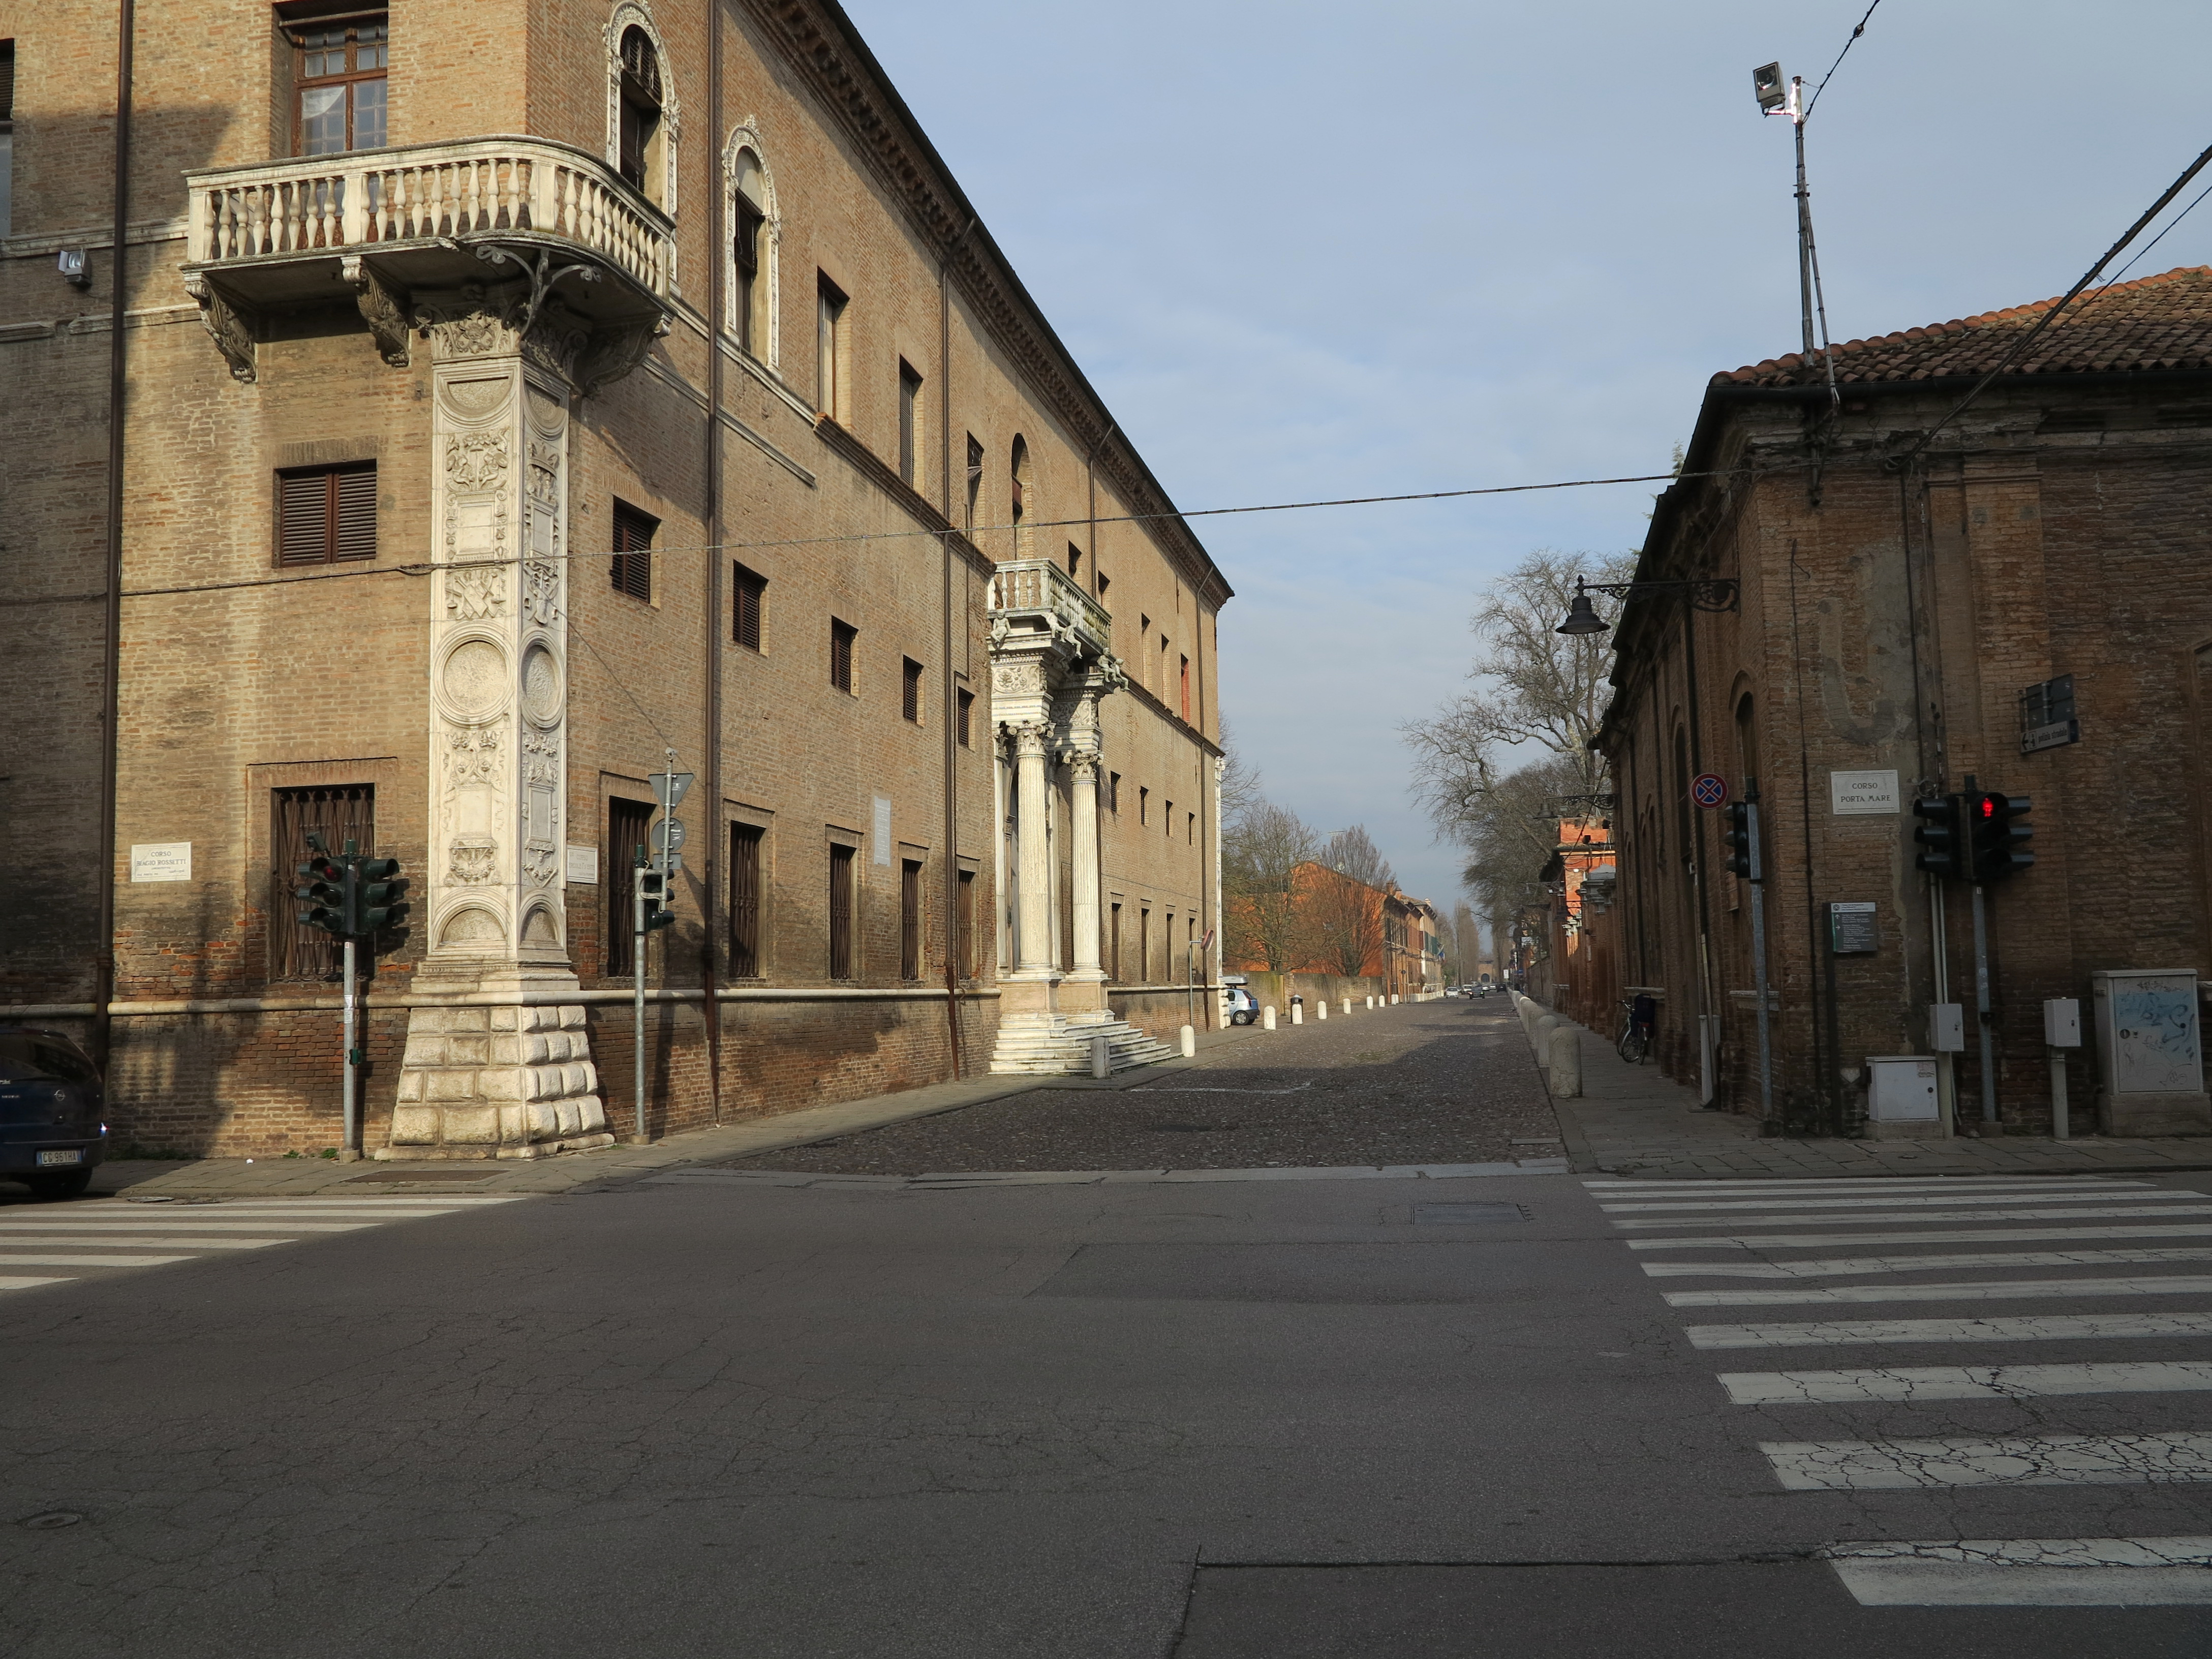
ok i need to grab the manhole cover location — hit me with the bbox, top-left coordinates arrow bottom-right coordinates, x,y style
1413,1202 -> 1529,1225
344,1168 -> 497,1184
19,1511 -> 83,1530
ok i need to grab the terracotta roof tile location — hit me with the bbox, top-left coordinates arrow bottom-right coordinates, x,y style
1711,265 -> 2212,389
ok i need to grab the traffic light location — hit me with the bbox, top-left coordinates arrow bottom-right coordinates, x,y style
1911,794 -> 1965,881
638,867 -> 677,932
294,855 -> 347,936
1970,789 -> 2035,882
355,857 -> 407,934
1723,803 -> 1755,879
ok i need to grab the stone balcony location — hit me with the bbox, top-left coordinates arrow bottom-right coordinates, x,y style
987,558 -> 1113,663
177,135 -> 673,386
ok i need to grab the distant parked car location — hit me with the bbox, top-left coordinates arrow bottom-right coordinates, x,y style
0,1027 -> 107,1199
1226,986 -> 1258,1025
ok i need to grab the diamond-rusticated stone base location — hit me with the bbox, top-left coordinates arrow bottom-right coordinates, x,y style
384,1001 -> 612,1159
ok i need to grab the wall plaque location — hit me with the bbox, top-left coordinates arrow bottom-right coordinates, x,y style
1830,770 -> 1899,815
1829,901 -> 1878,955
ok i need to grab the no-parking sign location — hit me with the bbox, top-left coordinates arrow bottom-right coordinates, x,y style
1691,773 -> 1729,809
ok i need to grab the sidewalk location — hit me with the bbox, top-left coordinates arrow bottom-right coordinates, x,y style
99,1024 -> 1268,1200
1519,1001 -> 2212,1179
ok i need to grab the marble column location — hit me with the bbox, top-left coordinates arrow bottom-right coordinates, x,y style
1012,720 -> 1055,978
1066,752 -> 1104,988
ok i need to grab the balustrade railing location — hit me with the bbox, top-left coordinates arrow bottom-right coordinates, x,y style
186,137 -> 671,298
988,559 -> 1113,646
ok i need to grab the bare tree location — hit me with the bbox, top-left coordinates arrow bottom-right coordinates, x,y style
1317,824 -> 1394,892
1222,800 -> 1318,971
1303,824 -> 1392,978
1217,718 -> 1263,830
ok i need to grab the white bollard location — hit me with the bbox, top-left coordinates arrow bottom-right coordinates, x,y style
1365,995 -> 1374,1010
1262,1004 -> 1277,1031
1179,1024 -> 1196,1058
1317,1001 -> 1327,1020
1340,997 -> 1351,1017
1391,994 -> 1400,1005
1548,1025 -> 1582,1098
1091,1034 -> 1112,1079
1292,1003 -> 1304,1025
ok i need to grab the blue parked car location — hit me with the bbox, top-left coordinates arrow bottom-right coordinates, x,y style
0,1027 -> 107,1200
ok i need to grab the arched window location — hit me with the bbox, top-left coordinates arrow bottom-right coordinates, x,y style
1009,436 -> 1032,557
724,131 -> 779,362
618,28 -> 662,193
605,6 -> 678,213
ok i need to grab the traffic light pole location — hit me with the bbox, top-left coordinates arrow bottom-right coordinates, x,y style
1971,881 -> 1997,1126
342,934 -> 360,1159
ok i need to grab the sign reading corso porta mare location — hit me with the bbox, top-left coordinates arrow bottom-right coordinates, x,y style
1830,770 -> 1900,816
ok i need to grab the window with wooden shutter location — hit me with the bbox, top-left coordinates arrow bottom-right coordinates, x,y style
900,858 -> 921,979
270,784 -> 374,978
957,689 -> 973,749
277,463 -> 377,567
729,823 -> 763,977
830,618 -> 856,694
958,869 -> 976,977
902,658 -> 923,724
733,563 -> 765,651
828,843 -> 855,978
606,797 -> 654,976
611,499 -> 656,602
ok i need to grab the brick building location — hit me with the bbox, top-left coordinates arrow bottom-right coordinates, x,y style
0,0 -> 1230,1156
1593,267 -> 2212,1138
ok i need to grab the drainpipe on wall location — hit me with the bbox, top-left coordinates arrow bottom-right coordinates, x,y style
699,0 -> 725,1125
939,215 -> 977,1075
93,1 -> 136,1071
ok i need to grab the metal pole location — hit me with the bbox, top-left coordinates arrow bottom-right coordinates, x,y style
1793,97 -> 1816,358
2050,1045 -> 2070,1140
633,847 -> 648,1142
1746,797 -> 1773,1124
1971,881 -> 1997,1125
342,934 -> 359,1157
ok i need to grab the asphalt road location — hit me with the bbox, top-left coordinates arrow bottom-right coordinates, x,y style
1,999 -> 2207,1656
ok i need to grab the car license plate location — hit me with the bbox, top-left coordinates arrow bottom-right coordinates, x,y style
37,1150 -> 83,1166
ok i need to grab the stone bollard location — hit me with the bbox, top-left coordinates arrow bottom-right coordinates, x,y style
1532,1015 -> 1559,1070
1292,1003 -> 1304,1025
1341,997 -> 1351,1017
1179,1024 -> 1196,1058
1391,994 -> 1399,1005
1091,1034 -> 1112,1080
1262,1005 -> 1277,1031
1317,1001 -> 1327,1020
1365,995 -> 1374,1010
1548,1025 -> 1582,1098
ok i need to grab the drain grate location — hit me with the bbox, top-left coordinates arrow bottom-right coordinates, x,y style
1413,1202 -> 1529,1225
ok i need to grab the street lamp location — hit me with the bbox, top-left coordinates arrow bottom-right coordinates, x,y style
1553,576 -> 1739,636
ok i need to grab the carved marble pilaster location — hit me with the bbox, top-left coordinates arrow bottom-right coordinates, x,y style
386,303 -> 609,1160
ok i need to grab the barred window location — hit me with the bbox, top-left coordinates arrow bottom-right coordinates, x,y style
270,784 -> 374,978
605,797 -> 655,977
278,463 -> 376,566
729,823 -> 764,977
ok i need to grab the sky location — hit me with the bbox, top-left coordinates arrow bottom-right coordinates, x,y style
841,0 -> 2212,920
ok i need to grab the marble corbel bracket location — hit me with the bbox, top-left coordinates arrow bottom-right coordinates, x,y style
574,313 -> 670,398
340,255 -> 412,368
180,271 -> 257,384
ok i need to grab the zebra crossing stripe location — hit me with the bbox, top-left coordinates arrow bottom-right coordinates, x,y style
1631,1224 -> 2212,1250
1823,1537 -> 2212,1606
1603,1191 -> 2183,1214
1585,1178 -> 2150,1192
1645,1246 -> 2212,1279
1686,1313 -> 2212,1348
0,1219 -> 378,1233
1663,1275 -> 2212,1308
1612,1204 -> 2212,1230
0,1236 -> 288,1250
0,1253 -> 197,1268
1761,1431 -> 2212,1489
0,1276 -> 70,1290
1719,1361 -> 2212,1404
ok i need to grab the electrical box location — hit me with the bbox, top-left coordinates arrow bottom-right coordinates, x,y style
2043,997 -> 2081,1048
1929,1003 -> 1964,1053
1867,1055 -> 1940,1121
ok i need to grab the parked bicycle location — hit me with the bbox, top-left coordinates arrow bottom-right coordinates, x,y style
1616,995 -> 1656,1064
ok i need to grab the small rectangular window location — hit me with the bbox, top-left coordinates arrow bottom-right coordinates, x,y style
1180,654 -> 1191,721
1187,811 -> 1195,845
606,797 -> 655,977
828,842 -> 856,978
734,191 -> 765,354
0,40 -> 15,239
1108,772 -> 1120,813
957,688 -> 974,748
277,462 -> 377,567
729,823 -> 763,977
898,360 -> 923,487
900,858 -> 922,979
958,869 -> 976,977
1097,572 -> 1110,606
611,499 -> 656,602
964,434 -> 984,530
902,657 -> 924,724
816,273 -> 847,421
1140,908 -> 1152,983
1139,786 -> 1149,826
733,562 -> 765,651
1110,901 -> 1122,981
1067,543 -> 1082,581
830,618 -> 857,694
270,784 -> 374,978
1164,798 -> 1174,837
